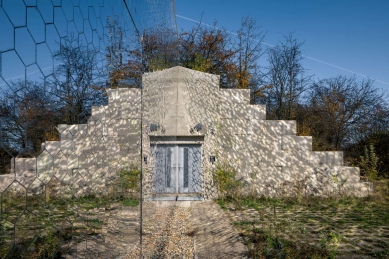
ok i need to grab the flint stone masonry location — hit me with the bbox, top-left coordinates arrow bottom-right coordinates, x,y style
0,66 -> 371,197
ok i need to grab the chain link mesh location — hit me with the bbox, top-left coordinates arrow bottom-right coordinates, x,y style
0,0 -> 177,257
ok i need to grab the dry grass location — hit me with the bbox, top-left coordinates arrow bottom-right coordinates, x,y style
217,179 -> 389,258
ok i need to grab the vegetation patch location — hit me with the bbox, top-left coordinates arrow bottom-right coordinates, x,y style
218,179 -> 389,258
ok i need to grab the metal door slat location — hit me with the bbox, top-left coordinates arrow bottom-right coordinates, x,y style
151,144 -> 201,194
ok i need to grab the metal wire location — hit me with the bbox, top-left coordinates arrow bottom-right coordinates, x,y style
0,0 -> 178,257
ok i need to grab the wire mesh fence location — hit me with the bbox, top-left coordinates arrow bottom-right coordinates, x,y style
0,0 -> 177,257
1,1 -> 383,258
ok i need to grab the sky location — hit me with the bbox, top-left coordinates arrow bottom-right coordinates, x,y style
175,0 -> 389,93
0,0 -> 388,95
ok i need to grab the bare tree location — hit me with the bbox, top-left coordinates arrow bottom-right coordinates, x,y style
307,76 -> 383,150
234,16 -> 265,103
106,17 -> 129,88
263,34 -> 312,120
0,81 -> 57,155
50,35 -> 106,124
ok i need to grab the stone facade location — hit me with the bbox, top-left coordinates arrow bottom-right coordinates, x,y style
0,66 -> 371,198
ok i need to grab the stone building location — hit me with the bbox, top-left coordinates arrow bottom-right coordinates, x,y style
0,66 -> 371,199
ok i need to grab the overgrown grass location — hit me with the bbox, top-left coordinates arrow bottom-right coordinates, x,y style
217,179 -> 389,258
0,165 -> 141,258
121,198 -> 139,207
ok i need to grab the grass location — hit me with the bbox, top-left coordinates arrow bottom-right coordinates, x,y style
217,179 -> 389,258
0,165 -> 141,258
121,198 -> 139,207
0,191 -> 140,258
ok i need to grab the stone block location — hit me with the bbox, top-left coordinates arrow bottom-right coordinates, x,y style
351,182 -> 373,197
88,120 -> 104,138
24,158 -> 36,172
105,105 -> 119,121
37,150 -> 54,184
91,106 -> 106,121
311,152 -> 344,166
78,124 -> 88,137
219,89 -> 250,104
45,141 -> 61,156
249,105 -> 266,120
256,166 -> 284,190
220,118 -> 249,135
282,135 -> 312,151
331,152 -> 344,166
67,153 -> 78,176
118,88 -> 130,101
106,88 -> 119,101
60,128 -> 72,140
121,102 -> 140,119
261,121 -> 282,136
54,152 -> 67,181
297,150 -> 312,166
61,139 -> 74,156
253,133 -> 281,153
272,150 -> 287,167
73,135 -> 84,156
56,124 -> 68,133
310,152 -> 327,166
232,103 -> 250,120
15,158 -> 24,172
78,152 -> 89,175
68,125 -> 78,136
128,88 -> 141,101
0,174 -> 14,192
280,166 -> 296,183
14,158 -> 36,187
280,121 -> 297,135
333,166 -> 360,183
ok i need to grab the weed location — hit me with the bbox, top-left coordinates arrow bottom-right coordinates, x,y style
213,162 -> 242,200
216,199 -> 227,210
0,172 -> 141,258
121,198 -> 139,207
218,178 -> 389,258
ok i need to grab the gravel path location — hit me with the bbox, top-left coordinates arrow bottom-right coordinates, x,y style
126,201 -> 195,259
64,201 -> 248,258
126,200 -> 248,259
191,201 -> 249,258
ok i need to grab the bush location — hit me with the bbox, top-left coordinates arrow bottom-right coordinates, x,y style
359,144 -> 379,179
118,164 -> 140,191
213,162 -> 242,200
108,164 -> 140,201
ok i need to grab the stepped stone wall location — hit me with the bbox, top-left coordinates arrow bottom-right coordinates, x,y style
0,66 -> 371,198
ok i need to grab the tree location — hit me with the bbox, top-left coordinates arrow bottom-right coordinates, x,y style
179,22 -> 236,88
262,34 -> 312,120
106,17 -> 133,88
305,76 -> 382,151
234,16 -> 265,103
345,101 -> 389,175
50,35 -> 106,124
0,81 -> 58,155
105,19 -> 180,88
107,16 -> 266,92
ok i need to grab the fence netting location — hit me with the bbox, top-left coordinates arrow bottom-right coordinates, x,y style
0,0 -> 178,257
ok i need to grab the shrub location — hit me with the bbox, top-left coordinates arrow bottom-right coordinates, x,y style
213,162 -> 242,199
359,144 -> 379,179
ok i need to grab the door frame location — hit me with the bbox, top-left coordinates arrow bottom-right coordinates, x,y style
150,140 -> 202,194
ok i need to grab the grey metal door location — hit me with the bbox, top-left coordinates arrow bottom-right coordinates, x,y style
151,144 -> 201,193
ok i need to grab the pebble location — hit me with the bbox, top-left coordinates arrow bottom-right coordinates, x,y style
126,206 -> 195,259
